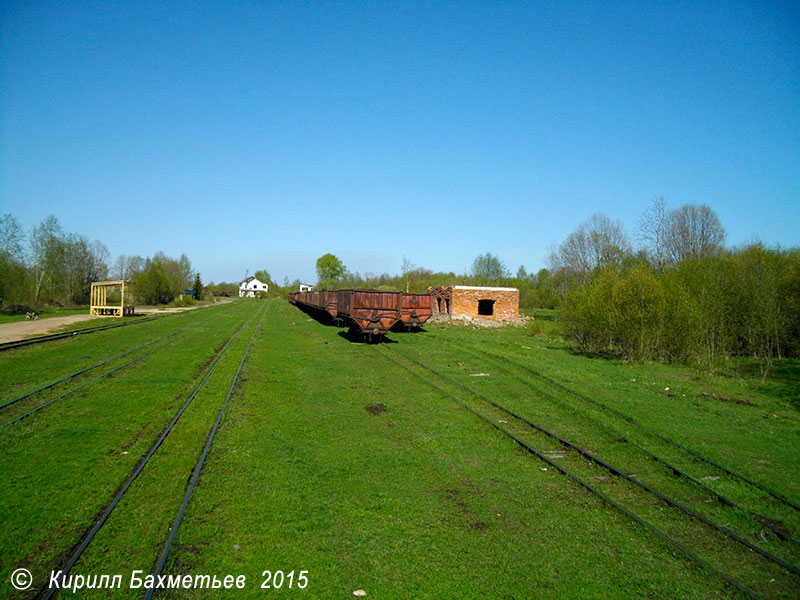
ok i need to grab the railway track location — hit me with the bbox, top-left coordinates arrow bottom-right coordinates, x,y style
420,334 -> 800,541
379,344 -> 800,599
38,303 -> 267,599
0,303 -> 243,429
144,303 -> 267,599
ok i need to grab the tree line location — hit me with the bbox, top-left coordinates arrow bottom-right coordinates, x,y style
550,199 -> 799,378
298,198 -> 798,378
0,214 -> 198,308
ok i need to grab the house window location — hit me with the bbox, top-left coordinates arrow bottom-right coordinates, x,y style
478,299 -> 495,316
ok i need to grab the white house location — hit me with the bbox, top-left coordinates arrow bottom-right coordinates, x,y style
299,283 -> 313,292
239,276 -> 268,297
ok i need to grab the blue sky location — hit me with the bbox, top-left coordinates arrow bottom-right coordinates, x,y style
2,1 -> 798,285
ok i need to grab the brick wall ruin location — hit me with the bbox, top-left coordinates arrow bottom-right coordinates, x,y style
430,286 -> 519,320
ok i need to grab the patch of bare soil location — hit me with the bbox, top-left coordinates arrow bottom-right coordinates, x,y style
0,301 -> 229,344
0,315 -> 98,344
136,299 -> 231,314
700,392 -> 757,407
429,314 -> 533,328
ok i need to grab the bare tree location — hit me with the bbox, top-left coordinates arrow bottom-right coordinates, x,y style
113,255 -> 125,280
61,235 -> 110,303
0,214 -> 25,261
638,196 -> 669,270
402,256 -> 415,293
550,214 -> 631,281
125,255 -> 144,279
664,204 -> 726,264
0,214 -> 27,304
30,215 -> 64,306
178,253 -> 193,289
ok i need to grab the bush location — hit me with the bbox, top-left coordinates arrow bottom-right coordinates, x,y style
167,296 -> 197,308
559,245 -> 800,376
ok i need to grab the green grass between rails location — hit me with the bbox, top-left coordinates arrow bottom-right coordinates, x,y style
1,299 -> 797,599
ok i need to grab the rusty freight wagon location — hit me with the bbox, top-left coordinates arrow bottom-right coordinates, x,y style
290,290 -> 338,319
320,291 -> 338,319
399,293 -> 432,328
290,289 -> 431,339
335,290 -> 402,338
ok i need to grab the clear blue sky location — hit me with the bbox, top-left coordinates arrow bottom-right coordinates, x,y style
2,1 -> 798,285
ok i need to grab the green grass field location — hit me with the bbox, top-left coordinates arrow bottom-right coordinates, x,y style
1,299 -> 797,599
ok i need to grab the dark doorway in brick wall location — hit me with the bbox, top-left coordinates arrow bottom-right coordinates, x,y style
478,299 -> 495,316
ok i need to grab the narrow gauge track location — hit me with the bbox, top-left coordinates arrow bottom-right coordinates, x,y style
0,305 -> 233,412
379,346 -> 800,599
0,302 -> 237,411
416,335 -> 800,550
144,304 -> 267,599
41,304 -> 266,599
421,334 -> 800,534
0,314 -> 162,352
0,304 -> 244,429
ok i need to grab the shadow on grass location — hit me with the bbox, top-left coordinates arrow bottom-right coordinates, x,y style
337,330 -> 398,344
292,303 -> 342,327
736,358 -> 800,411
562,345 -> 623,361
293,302 -> 428,343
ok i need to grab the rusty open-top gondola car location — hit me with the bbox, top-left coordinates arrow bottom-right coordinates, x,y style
289,289 -> 432,339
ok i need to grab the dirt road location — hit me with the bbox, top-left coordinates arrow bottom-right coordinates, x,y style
0,301 -> 230,344
0,315 -> 99,344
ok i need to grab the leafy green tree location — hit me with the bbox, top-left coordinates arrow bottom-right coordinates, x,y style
732,245 -> 789,380
470,252 -> 509,282
134,253 -> 189,304
316,253 -> 346,289
193,272 -> 203,301
534,269 -> 558,309
254,269 -> 272,286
